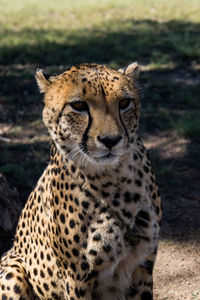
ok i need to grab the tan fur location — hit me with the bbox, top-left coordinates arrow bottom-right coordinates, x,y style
0,63 -> 161,300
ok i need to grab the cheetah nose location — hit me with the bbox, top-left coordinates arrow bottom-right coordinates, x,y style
97,135 -> 122,149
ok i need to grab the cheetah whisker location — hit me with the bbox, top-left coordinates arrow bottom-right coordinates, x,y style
77,151 -> 85,169
78,146 -> 89,169
66,145 -> 80,161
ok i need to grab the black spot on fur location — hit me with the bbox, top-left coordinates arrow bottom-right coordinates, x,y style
141,291 -> 153,300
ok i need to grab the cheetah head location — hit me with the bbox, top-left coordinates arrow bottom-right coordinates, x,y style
36,63 -> 141,167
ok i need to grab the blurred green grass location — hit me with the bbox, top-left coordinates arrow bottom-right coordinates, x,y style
0,0 -> 200,66
0,0 -> 200,201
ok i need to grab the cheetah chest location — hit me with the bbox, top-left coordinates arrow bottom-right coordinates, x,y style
87,209 -> 157,300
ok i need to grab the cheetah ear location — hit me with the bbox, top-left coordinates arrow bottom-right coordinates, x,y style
118,62 -> 140,81
35,69 -> 57,93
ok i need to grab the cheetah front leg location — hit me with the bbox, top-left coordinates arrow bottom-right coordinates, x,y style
65,278 -> 93,300
125,252 -> 156,300
63,217 -> 125,300
0,254 -> 35,300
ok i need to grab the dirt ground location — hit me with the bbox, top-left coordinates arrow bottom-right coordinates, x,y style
154,240 -> 200,300
144,137 -> 200,300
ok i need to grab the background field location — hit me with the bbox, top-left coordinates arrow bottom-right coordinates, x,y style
0,0 -> 200,299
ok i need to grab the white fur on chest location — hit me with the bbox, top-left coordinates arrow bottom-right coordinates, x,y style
96,247 -> 137,300
95,214 -> 157,300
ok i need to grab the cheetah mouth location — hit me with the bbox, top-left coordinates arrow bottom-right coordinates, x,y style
93,152 -> 120,164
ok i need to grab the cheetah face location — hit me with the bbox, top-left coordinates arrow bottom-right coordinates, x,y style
36,63 -> 141,167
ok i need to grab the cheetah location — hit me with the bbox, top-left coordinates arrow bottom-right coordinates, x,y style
0,62 -> 162,300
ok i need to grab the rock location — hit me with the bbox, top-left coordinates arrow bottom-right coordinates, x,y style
0,174 -> 22,256
0,174 -> 22,232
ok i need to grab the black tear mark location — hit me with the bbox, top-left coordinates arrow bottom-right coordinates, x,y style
56,103 -> 68,124
81,109 -> 92,153
119,111 -> 129,142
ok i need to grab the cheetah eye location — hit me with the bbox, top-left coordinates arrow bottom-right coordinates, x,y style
70,101 -> 88,112
119,98 -> 131,111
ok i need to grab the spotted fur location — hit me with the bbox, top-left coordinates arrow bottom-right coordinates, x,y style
0,62 -> 162,300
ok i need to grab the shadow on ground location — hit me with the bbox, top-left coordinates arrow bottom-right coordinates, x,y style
0,19 -> 200,255
1,20 -> 200,66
